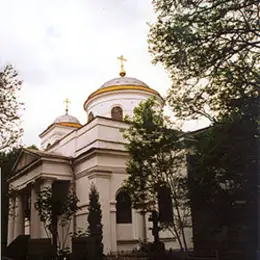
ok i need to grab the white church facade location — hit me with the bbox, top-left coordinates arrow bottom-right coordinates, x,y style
7,60 -> 193,253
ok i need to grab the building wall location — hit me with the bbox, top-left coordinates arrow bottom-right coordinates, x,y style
48,117 -> 128,158
41,125 -> 77,150
72,143 -> 185,253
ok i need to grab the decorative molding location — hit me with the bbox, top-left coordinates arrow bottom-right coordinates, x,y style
87,96 -> 147,112
85,85 -> 162,107
8,159 -> 42,183
88,171 -> 111,180
78,147 -> 128,160
74,147 -> 128,165
45,116 -> 129,153
75,138 -> 126,154
75,165 -> 126,180
40,173 -> 72,180
38,177 -> 57,186
39,122 -> 81,138
56,122 -> 81,128
110,201 -> 117,212
12,173 -> 70,191
41,157 -> 71,164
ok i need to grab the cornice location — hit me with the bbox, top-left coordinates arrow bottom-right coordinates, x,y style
84,85 -> 163,110
74,147 -> 128,165
88,171 -> 112,180
75,165 -> 126,180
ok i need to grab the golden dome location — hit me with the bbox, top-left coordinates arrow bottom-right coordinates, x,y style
53,114 -> 81,128
84,76 -> 162,107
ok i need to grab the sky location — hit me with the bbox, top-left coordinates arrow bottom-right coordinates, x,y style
1,0 -> 209,148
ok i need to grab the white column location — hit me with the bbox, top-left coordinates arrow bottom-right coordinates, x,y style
110,201 -> 117,253
14,193 -> 25,238
7,196 -> 15,245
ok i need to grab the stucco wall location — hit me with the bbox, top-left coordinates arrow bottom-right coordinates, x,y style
48,117 -> 128,158
85,90 -> 159,119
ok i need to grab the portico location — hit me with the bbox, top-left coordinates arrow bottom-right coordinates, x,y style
7,149 -> 73,245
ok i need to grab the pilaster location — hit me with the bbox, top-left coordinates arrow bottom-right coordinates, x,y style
110,201 -> 117,252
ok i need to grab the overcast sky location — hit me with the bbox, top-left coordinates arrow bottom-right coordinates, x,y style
1,0 -> 209,147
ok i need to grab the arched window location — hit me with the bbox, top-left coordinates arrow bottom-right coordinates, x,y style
116,190 -> 132,224
111,106 -> 123,121
88,112 -> 94,122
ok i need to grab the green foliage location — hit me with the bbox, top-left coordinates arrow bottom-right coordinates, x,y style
35,184 -> 79,250
26,144 -> 39,150
87,184 -> 103,243
0,148 -> 20,178
87,184 -> 103,260
149,0 -> 260,120
123,98 -> 190,251
189,97 -> 259,255
35,187 -> 52,227
71,228 -> 88,238
35,185 -> 79,228
54,247 -> 71,260
0,65 -> 23,152
0,148 -> 20,254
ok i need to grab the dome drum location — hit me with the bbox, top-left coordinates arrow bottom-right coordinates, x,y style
84,76 -> 163,114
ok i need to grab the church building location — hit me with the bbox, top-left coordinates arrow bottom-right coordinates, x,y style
7,57 -> 193,253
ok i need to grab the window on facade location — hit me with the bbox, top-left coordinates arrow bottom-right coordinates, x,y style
88,112 -> 94,122
111,106 -> 123,121
116,190 -> 132,224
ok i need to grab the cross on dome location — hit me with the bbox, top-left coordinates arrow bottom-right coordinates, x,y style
64,98 -> 70,114
117,55 -> 127,77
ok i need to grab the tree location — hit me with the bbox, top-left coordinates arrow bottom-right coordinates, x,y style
0,65 -> 23,152
35,182 -> 79,253
188,97 -> 259,257
0,149 -> 20,255
87,184 -> 103,259
149,0 -> 260,121
87,184 -> 103,243
123,98 -> 190,251
26,144 -> 39,150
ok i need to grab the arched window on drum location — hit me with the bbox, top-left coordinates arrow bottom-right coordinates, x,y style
88,112 -> 94,122
116,190 -> 132,224
111,106 -> 123,121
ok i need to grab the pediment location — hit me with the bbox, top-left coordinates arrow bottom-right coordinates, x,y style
12,149 -> 41,173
